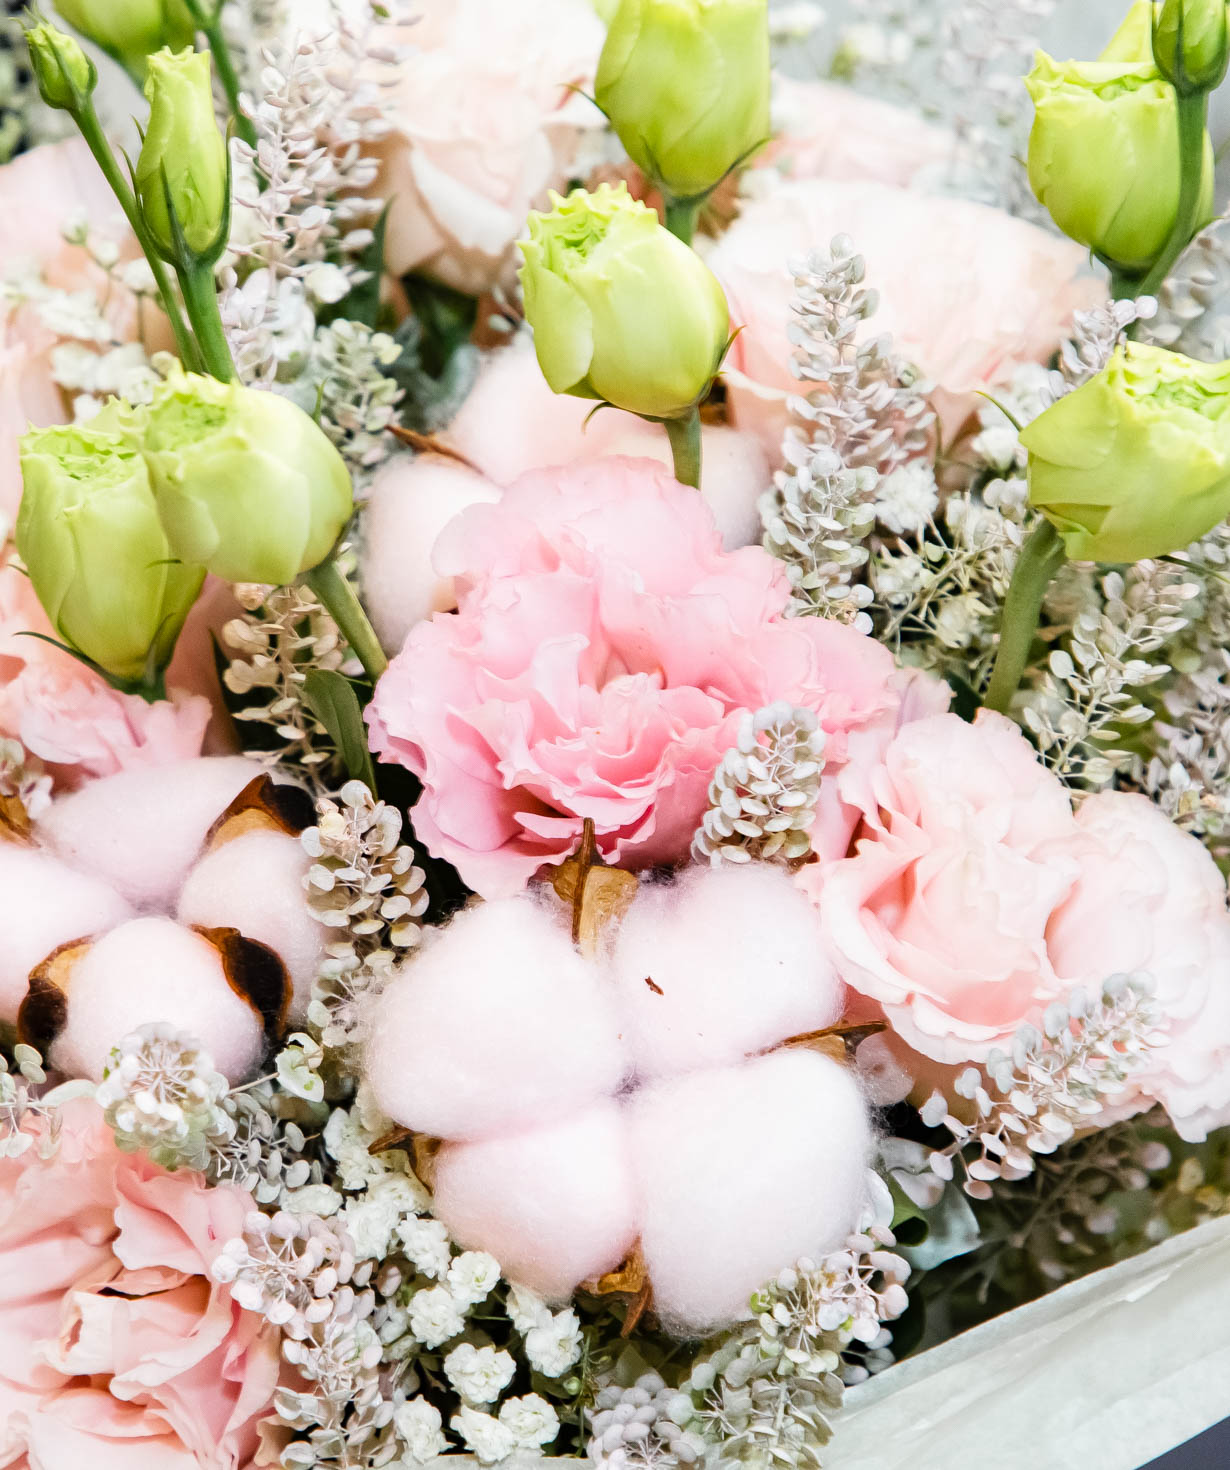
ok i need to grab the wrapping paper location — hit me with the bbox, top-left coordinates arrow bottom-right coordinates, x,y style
430,1216 -> 1230,1468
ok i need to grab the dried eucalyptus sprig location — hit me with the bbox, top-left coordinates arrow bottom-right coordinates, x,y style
925,974 -> 1167,1199
693,702 -> 827,866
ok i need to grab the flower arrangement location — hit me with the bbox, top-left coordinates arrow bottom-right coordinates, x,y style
4,0 -> 1230,1466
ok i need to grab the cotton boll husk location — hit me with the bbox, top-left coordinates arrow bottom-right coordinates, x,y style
432,1102 -> 640,1301
366,897 -> 627,1140
0,846 -> 133,1022
628,1049 -> 872,1335
360,454 -> 502,653
51,916 -> 266,1083
609,865 -> 842,1081
35,756 -> 263,909
177,829 -> 324,1021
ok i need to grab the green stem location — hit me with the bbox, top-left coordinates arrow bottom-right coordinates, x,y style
983,520 -> 1066,715
1139,90 -> 1209,298
305,556 -> 389,683
1108,267 -> 1143,303
664,408 -> 702,489
178,261 -> 235,381
200,9 -> 257,149
73,101 -> 202,371
664,198 -> 700,246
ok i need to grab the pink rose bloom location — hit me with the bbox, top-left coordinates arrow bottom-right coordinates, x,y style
816,711 -> 1082,1064
367,458 -> 901,897
0,555 -> 210,786
757,77 -> 953,190
376,0 -> 604,293
0,1098 -> 280,1470
705,177 -> 1103,457
0,139 -> 141,521
1044,793 -> 1230,1142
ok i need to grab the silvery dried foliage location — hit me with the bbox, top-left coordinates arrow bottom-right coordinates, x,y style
924,974 -> 1167,1200
303,781 -> 428,1049
222,581 -> 347,787
1022,565 -> 1199,790
0,1045 -> 90,1160
1142,217 -> 1230,363
760,237 -> 932,627
98,1025 -> 235,1170
694,703 -> 827,866
206,1080 -> 330,1207
296,320 -> 405,474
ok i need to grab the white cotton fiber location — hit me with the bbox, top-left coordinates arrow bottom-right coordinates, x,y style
360,454 -> 502,652
433,1102 -> 640,1301
627,1049 -> 872,1335
178,829 -> 324,1020
365,897 -> 627,1141
609,864 -> 843,1081
0,846 -> 133,1021
52,916 -> 266,1083
36,757 -> 262,910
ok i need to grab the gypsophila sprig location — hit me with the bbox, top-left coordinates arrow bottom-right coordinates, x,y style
925,974 -> 1167,1200
693,702 -> 827,866
303,780 -> 428,1049
97,1024 -> 234,1170
222,581 -> 346,786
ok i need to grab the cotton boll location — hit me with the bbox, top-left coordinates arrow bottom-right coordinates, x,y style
50,917 -> 267,1083
609,865 -> 842,1081
0,846 -> 133,1022
36,756 -> 262,909
366,897 -> 627,1141
433,1102 -> 640,1301
628,1049 -> 872,1335
177,829 -> 325,1020
360,454 -> 503,651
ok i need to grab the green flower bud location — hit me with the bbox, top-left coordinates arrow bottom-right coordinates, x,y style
518,183 -> 730,420
25,21 -> 96,111
135,47 -> 228,260
1100,2 -> 1157,62
595,0 -> 770,200
141,372 -> 354,585
16,423 -> 205,683
1020,342 -> 1230,562
53,0 -> 195,75
1155,0 -> 1230,91
1025,50 -> 1214,272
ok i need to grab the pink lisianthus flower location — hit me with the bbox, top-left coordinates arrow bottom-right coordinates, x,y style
0,553 -> 210,786
367,458 -> 905,897
705,177 -> 1103,457
0,1098 -> 281,1470
1044,792 -> 1230,1142
814,711 -> 1083,1064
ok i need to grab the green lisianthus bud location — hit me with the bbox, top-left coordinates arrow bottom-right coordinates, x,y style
1100,1 -> 1157,61
1025,50 -> 1214,272
518,183 -> 730,420
25,21 -> 95,111
1020,342 -> 1230,562
141,372 -> 354,585
596,0 -> 770,200
1155,0 -> 1230,91
53,0 -> 195,75
16,423 -> 205,683
135,47 -> 228,260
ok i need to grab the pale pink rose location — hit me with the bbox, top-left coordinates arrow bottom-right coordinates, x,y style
376,0 -> 604,293
367,457 -> 901,897
0,139 -> 141,522
0,555 -> 210,786
757,76 -> 953,190
705,177 -> 1104,457
1044,793 -> 1230,1142
816,711 -> 1082,1064
0,1098 -> 280,1470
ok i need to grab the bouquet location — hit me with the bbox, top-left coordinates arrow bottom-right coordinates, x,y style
2,0 -> 1230,1466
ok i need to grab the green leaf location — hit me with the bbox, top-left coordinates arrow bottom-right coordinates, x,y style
302,669 -> 377,791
